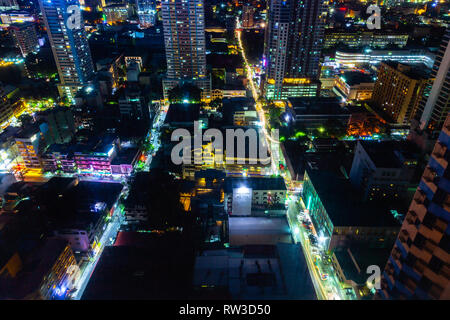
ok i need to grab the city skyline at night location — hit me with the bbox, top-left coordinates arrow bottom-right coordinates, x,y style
0,0 -> 448,306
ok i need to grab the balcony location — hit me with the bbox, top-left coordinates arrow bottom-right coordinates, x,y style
432,141 -> 449,169
413,190 -> 427,205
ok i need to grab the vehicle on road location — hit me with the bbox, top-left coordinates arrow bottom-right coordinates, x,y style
321,273 -> 329,281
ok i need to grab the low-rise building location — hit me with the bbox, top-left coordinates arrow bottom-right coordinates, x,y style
333,71 -> 375,102
349,140 -> 422,202
302,169 -> 401,252
223,177 -> 287,216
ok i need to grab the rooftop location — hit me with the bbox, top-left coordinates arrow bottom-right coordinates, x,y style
305,169 -> 400,228
359,140 -> 420,168
223,177 -> 286,193
339,71 -> 375,86
287,97 -> 349,115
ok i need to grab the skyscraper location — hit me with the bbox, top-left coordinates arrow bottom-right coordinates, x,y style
136,0 -> 156,29
38,0 -> 95,103
9,22 -> 40,57
263,0 -> 324,100
418,29 -> 450,137
379,114 -> 450,300
161,0 -> 210,100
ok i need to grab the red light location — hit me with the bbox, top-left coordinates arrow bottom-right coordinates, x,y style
339,7 -> 346,11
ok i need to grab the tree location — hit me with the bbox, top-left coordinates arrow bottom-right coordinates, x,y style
168,83 -> 202,103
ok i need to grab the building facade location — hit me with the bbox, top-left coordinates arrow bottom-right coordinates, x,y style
38,0 -> 95,103
418,29 -> 450,139
9,22 -> 39,57
136,0 -> 156,28
372,61 -> 430,124
379,115 -> 450,300
161,0 -> 211,100
324,30 -> 408,49
263,0 -> 325,100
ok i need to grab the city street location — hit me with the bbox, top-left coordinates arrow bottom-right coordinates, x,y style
69,102 -> 168,300
286,197 -> 349,300
236,18 -> 353,300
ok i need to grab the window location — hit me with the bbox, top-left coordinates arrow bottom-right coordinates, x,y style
428,256 -> 443,274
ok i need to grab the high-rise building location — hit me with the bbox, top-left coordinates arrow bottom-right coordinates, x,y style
9,22 -> 39,57
38,0 -> 95,103
372,61 -> 431,124
103,3 -> 130,24
161,0 -> 211,100
378,115 -> 450,300
417,29 -> 450,138
136,0 -> 156,29
0,0 -> 19,10
242,3 -> 255,28
263,0 -> 325,100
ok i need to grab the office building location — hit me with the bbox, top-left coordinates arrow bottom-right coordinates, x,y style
324,30 -> 409,49
136,0 -> 156,29
349,140 -> 421,202
118,85 -> 149,120
0,11 -> 34,26
372,61 -> 430,124
34,107 -> 76,145
223,177 -> 287,216
38,0 -> 95,103
417,29 -> 450,138
302,168 -> 401,251
335,49 -> 435,69
15,125 -> 44,169
103,4 -> 130,24
9,22 -> 39,57
333,71 -> 375,102
242,3 -> 255,28
263,0 -> 324,100
379,115 -> 450,300
284,97 -> 351,131
161,0 -> 211,100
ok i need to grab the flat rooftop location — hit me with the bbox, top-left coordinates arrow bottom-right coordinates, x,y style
360,140 -> 420,168
229,217 -> 292,246
223,177 -> 286,193
340,71 -> 375,86
288,97 -> 349,116
165,103 -> 201,125
193,243 -> 316,299
306,169 -> 400,228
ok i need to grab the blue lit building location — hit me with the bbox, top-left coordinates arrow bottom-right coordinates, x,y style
38,0 -> 95,103
379,115 -> 450,299
136,0 -> 156,29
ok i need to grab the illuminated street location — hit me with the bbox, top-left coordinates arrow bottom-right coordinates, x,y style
69,103 -> 167,300
236,17 -> 355,300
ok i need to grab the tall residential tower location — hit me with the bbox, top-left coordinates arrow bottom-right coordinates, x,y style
418,29 -> 450,138
136,0 -> 156,28
38,0 -> 95,103
161,0 -> 210,100
379,115 -> 450,300
263,0 -> 325,100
